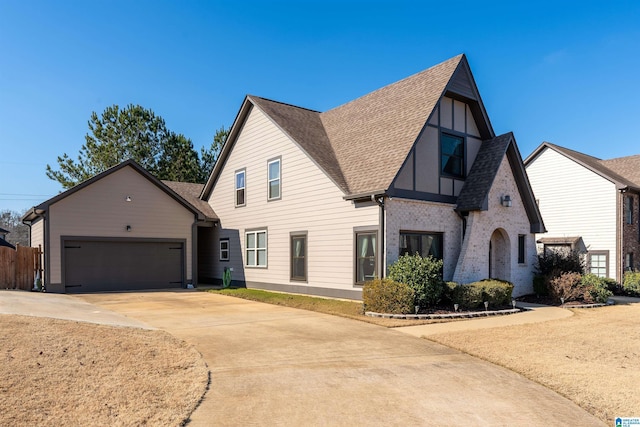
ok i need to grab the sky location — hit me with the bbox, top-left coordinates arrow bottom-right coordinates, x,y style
1,1 -> 639,213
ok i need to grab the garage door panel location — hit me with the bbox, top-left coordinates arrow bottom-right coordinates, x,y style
64,240 -> 183,293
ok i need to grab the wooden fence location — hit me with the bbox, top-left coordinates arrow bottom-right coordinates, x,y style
0,245 -> 42,291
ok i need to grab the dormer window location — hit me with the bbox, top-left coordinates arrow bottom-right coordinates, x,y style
441,133 -> 465,178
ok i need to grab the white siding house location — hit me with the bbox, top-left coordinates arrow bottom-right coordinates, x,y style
525,142 -> 640,282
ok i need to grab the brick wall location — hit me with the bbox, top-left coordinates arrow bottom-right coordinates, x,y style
621,191 -> 640,277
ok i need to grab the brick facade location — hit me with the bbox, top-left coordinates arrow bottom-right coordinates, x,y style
621,191 -> 640,279
384,156 -> 536,296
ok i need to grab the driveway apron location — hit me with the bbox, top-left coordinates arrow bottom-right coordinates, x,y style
78,291 -> 604,426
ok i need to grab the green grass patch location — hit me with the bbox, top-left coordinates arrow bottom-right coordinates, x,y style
206,288 -> 364,317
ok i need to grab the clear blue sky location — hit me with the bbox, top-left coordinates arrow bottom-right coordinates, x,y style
1,1 -> 639,212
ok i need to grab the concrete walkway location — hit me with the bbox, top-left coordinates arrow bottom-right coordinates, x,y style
0,289 -> 152,329
74,290 -> 603,426
396,302 -> 574,337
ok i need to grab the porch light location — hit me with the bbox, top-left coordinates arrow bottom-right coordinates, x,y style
501,195 -> 512,207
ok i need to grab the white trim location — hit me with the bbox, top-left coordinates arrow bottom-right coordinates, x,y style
245,230 -> 267,267
235,169 -> 246,207
219,239 -> 229,261
267,158 -> 281,201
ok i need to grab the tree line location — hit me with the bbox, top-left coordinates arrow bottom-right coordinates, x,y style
46,104 -> 228,189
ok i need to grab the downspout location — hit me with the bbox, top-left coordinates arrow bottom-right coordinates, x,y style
373,195 -> 385,279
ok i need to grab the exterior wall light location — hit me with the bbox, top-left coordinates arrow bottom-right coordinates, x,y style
126,196 -> 132,202
126,225 -> 131,232
501,195 -> 512,207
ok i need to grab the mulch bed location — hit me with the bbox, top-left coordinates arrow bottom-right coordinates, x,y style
516,294 -> 602,307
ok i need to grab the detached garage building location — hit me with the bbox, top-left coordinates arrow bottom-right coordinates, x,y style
22,160 -> 217,293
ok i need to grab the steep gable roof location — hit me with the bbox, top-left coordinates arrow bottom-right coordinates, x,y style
202,54 -> 493,199
600,155 -> 640,187
457,132 -> 546,233
23,160 -> 216,223
524,142 -> 640,192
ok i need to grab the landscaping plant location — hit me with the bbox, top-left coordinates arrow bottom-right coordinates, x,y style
387,254 -> 444,308
447,280 -> 514,310
534,250 -> 585,296
623,271 -> 640,296
362,278 -> 415,314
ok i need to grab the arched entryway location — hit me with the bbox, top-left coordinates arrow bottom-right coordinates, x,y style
489,228 -> 510,282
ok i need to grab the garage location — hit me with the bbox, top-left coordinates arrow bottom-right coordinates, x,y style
63,239 -> 184,293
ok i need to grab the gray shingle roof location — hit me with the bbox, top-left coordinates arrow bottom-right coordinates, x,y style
456,133 -> 514,211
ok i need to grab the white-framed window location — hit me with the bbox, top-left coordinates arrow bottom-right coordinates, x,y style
245,230 -> 267,267
589,252 -> 608,278
235,169 -> 246,207
219,239 -> 229,261
268,158 -> 281,200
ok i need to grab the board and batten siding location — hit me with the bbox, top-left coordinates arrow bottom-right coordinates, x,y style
207,105 -> 379,298
526,148 -> 618,279
47,166 -> 195,286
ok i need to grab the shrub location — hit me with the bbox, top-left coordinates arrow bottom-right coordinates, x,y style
623,271 -> 640,296
532,275 -> 548,296
447,280 -> 514,310
362,278 -> 415,314
440,282 -> 459,306
601,277 -> 621,295
388,254 -> 444,308
549,272 -> 583,303
534,250 -> 585,298
581,273 -> 613,304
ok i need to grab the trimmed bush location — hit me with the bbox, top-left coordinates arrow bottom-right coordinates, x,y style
362,278 -> 415,314
448,280 -> 514,310
601,277 -> 621,295
388,254 -> 444,308
623,271 -> 640,296
532,275 -> 548,296
580,273 -> 613,304
441,281 -> 459,306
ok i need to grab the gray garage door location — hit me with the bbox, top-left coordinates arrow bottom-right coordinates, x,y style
64,240 -> 184,293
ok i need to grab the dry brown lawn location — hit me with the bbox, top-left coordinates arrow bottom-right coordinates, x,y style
0,314 -> 208,427
427,303 -> 640,424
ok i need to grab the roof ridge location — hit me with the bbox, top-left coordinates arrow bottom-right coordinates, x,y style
247,95 -> 321,114
542,141 -> 603,161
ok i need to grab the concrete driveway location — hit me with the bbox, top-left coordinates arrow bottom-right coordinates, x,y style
73,290 -> 604,426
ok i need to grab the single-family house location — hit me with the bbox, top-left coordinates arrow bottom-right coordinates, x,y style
22,160 -> 217,293
24,54 -> 545,298
525,142 -> 640,282
199,54 -> 545,298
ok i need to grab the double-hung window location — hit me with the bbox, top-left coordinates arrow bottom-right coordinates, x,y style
235,169 -> 246,207
441,133 -> 465,178
355,231 -> 377,284
589,252 -> 608,277
219,239 -> 229,262
268,158 -> 281,200
245,230 -> 267,267
625,196 -> 633,224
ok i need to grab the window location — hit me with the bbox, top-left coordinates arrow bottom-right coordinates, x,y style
355,231 -> 377,284
245,230 -> 267,267
219,239 -> 229,261
518,235 -> 526,264
625,196 -> 633,224
290,234 -> 307,281
589,252 -> 608,278
441,133 -> 464,178
399,232 -> 443,259
235,169 -> 246,207
626,252 -> 634,271
268,158 -> 281,200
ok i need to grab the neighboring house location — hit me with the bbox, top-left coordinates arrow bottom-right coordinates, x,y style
200,54 -> 545,298
0,227 -> 16,249
22,160 -> 217,293
525,142 -> 640,282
